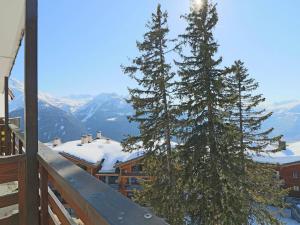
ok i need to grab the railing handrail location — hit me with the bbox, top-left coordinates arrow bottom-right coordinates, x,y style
9,124 -> 168,225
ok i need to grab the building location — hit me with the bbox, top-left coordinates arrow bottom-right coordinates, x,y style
254,142 -> 300,198
49,135 -> 148,198
99,155 -> 148,198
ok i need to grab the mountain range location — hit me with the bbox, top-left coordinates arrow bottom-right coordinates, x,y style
9,79 -> 300,144
9,79 -> 138,143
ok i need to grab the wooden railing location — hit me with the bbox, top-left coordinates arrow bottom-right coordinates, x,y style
4,124 -> 168,225
121,172 -> 147,178
0,154 -> 26,225
0,118 -> 22,156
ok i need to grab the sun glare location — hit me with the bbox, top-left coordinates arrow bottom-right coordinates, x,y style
191,0 -> 204,12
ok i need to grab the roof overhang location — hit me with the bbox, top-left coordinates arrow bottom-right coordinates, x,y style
0,0 -> 25,93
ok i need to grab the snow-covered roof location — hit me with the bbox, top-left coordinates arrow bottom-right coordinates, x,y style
0,0 -> 25,93
252,142 -> 300,165
49,138 -> 145,172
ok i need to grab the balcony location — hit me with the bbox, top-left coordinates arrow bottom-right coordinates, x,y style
0,122 -> 167,225
0,1 -> 168,224
121,172 -> 147,178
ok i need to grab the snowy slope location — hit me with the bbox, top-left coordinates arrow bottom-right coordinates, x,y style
9,78 -> 92,113
74,93 -> 139,141
263,100 -> 300,142
9,79 -> 138,142
10,100 -> 86,142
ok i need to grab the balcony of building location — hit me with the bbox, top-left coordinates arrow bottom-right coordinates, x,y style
0,1 -> 168,224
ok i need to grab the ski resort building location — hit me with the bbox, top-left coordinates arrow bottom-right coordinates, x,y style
254,142 -> 300,198
49,135 -> 148,199
0,1 -> 167,224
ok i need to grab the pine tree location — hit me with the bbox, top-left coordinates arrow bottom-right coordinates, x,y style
175,1 -> 247,223
228,60 -> 287,224
122,5 -> 184,225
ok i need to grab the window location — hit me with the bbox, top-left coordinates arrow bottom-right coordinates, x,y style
108,176 -> 119,184
131,177 -> 139,185
293,186 -> 300,192
293,171 -> 300,179
132,164 -> 143,172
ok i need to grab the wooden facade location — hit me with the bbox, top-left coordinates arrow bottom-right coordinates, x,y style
60,153 -> 149,199
278,162 -> 300,198
97,156 -> 148,198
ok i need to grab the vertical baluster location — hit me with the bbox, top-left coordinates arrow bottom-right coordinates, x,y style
18,156 -> 26,225
40,166 -> 49,225
18,139 -> 23,155
12,132 -> 16,155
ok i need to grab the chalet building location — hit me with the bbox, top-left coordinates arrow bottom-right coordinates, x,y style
254,142 -> 300,198
0,1 -> 167,224
49,135 -> 148,199
98,155 -> 148,198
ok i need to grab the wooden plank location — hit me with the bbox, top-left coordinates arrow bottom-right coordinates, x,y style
38,145 -> 168,225
0,212 -> 19,225
39,169 -> 48,224
18,139 -> 23,155
48,207 -> 60,225
12,132 -> 16,155
18,156 -> 26,225
0,162 -> 19,184
0,192 -> 18,208
0,154 -> 25,165
40,166 -> 49,225
48,188 -> 76,225
24,0 -> 39,224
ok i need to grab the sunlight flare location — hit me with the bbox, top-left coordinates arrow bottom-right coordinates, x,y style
191,0 -> 204,12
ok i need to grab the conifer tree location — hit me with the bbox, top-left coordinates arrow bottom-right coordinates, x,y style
122,5 -> 184,225
175,1 -> 246,223
228,60 -> 287,224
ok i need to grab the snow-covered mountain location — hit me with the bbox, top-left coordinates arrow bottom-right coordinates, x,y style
10,101 -> 87,142
9,79 -> 138,142
9,79 -> 88,142
263,100 -> 300,142
9,79 -> 92,113
75,93 -> 139,141
11,77 -> 300,144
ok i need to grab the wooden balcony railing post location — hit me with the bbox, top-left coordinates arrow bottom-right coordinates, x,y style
4,77 -> 10,156
24,0 -> 39,223
18,156 -> 26,225
40,166 -> 49,225
18,139 -> 23,155
12,132 -> 16,155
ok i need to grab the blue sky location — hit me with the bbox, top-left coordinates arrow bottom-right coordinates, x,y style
11,0 -> 300,102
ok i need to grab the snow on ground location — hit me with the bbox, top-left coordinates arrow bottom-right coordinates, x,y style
49,138 -> 144,171
0,182 -> 18,217
258,207 -> 299,225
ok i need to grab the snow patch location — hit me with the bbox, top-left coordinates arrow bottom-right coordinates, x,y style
106,117 -> 117,122
49,138 -> 144,171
